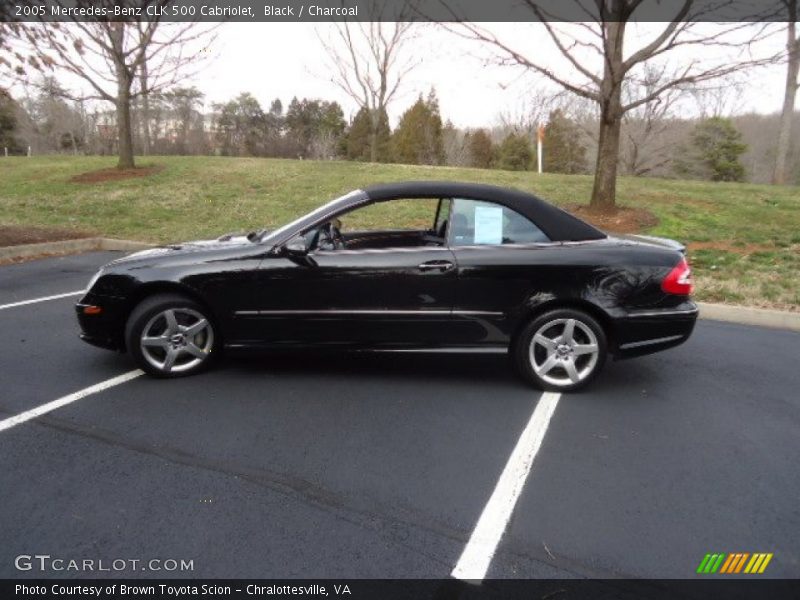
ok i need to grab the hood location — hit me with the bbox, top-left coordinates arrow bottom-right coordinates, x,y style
105,233 -> 260,267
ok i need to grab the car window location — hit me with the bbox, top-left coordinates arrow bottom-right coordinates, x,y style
262,189 -> 364,244
338,198 -> 441,233
448,198 -> 550,246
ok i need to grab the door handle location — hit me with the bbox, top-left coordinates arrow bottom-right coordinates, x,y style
418,260 -> 454,272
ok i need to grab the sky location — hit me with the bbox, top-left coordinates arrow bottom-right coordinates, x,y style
9,21 -> 792,128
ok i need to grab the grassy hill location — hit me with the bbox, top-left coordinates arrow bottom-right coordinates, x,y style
1,155 -> 798,310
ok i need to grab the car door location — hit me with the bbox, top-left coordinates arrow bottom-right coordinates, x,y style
446,197 -> 556,345
236,246 -> 458,346
236,198 -> 461,347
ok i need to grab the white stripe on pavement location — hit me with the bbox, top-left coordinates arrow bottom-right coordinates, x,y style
451,391 -> 561,582
0,290 -> 84,311
0,370 -> 143,433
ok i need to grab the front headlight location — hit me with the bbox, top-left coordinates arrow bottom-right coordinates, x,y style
85,270 -> 103,293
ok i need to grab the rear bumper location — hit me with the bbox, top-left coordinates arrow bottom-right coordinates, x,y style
612,301 -> 698,359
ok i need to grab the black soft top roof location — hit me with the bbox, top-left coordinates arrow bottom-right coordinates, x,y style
363,181 -> 606,242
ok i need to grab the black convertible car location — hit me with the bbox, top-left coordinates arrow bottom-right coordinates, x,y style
77,181 -> 697,391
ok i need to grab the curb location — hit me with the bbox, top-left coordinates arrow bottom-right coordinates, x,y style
697,302 -> 800,333
0,240 -> 798,333
0,237 -> 155,261
98,238 -> 155,251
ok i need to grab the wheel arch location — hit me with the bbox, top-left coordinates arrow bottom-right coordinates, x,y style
512,298 -> 617,353
118,281 -> 220,351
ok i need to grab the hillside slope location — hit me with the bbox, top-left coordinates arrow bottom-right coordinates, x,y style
1,156 -> 797,309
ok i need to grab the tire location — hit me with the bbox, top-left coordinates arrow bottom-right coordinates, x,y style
512,308 -> 607,392
125,293 -> 219,378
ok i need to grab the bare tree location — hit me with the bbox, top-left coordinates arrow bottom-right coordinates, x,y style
318,2 -> 418,162
308,130 -> 339,160
495,89 -> 562,137
621,64 -> 688,176
688,75 -> 747,118
14,3 -> 215,169
442,121 -> 469,166
449,2 -> 778,211
774,0 -> 799,185
0,21 -> 19,73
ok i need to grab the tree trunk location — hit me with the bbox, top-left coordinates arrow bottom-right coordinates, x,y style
115,82 -> 135,169
773,18 -> 798,186
369,109 -> 378,163
109,22 -> 135,169
116,103 -> 134,168
592,110 -> 623,211
140,63 -> 151,156
590,17 -> 625,212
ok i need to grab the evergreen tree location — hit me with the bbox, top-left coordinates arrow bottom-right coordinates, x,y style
163,87 -> 204,155
264,98 -> 285,157
214,93 -> 266,157
285,98 -> 346,158
541,109 -> 587,174
346,107 -> 391,162
0,88 -> 22,153
497,132 -> 532,171
346,107 -> 370,160
29,77 -> 85,154
390,90 -> 444,165
674,117 -> 747,182
467,128 -> 494,168
316,101 -> 347,159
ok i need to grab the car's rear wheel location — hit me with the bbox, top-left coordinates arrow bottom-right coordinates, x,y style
125,294 -> 218,378
513,308 -> 607,392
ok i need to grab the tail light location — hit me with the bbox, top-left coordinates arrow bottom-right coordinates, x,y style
661,257 -> 693,295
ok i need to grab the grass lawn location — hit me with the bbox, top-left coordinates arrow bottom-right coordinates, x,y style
1,155 -> 798,310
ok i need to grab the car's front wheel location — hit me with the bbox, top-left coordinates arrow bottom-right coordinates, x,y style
513,308 -> 607,392
125,293 -> 218,378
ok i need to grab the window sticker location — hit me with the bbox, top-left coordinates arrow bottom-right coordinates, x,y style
473,205 -> 504,244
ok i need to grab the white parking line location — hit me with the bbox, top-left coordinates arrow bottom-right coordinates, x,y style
0,290 -> 84,311
451,391 -> 561,582
0,370 -> 143,433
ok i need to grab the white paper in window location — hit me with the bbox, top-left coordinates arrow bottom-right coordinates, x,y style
473,205 -> 504,244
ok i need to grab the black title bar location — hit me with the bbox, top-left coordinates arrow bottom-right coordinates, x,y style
0,0 -> 793,23
4,579 -> 800,600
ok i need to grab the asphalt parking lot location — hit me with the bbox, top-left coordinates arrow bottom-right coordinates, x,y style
1,251 -> 799,580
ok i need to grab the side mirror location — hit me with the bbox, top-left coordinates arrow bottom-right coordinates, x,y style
282,236 -> 317,267
283,236 -> 308,257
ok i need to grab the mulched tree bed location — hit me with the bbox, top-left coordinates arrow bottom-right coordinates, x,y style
567,204 -> 659,234
0,225 -> 94,247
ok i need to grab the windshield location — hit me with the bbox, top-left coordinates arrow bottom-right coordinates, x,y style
260,190 -> 365,244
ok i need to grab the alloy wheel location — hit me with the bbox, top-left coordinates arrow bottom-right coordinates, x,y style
528,318 -> 600,387
139,307 -> 214,374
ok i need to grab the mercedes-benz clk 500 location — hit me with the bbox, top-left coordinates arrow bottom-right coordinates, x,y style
77,181 -> 697,391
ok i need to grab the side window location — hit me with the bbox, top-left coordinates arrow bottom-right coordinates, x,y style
448,198 -> 550,246
338,198 -> 441,233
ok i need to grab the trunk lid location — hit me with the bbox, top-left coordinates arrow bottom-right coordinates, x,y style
612,233 -> 686,254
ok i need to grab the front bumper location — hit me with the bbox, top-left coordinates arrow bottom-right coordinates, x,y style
75,292 -> 129,352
